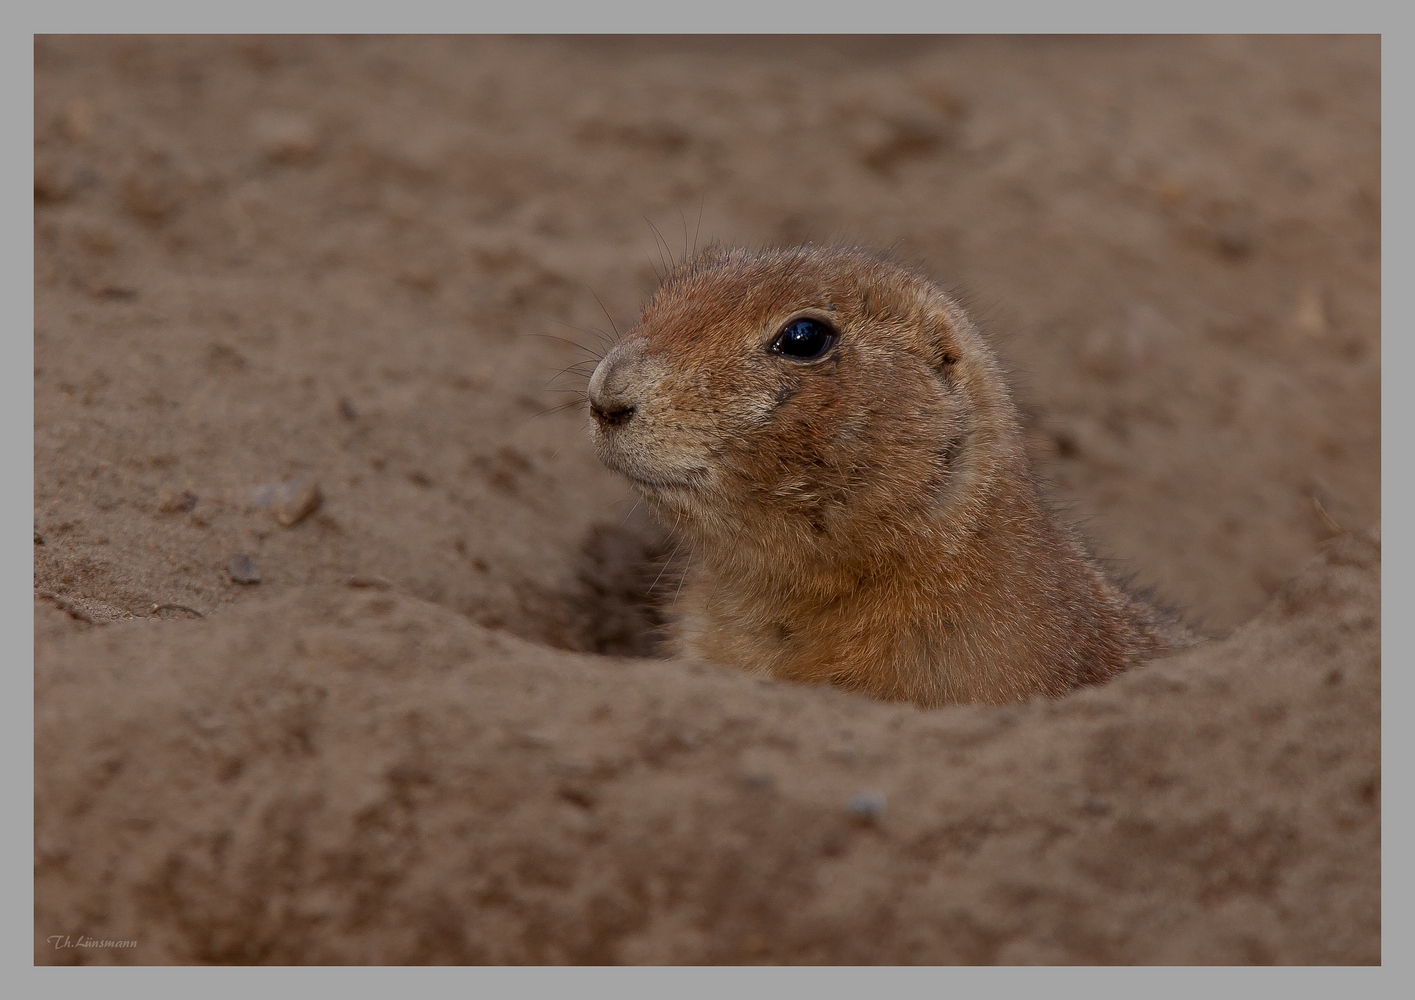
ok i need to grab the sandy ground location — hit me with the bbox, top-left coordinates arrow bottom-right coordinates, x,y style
34,35 -> 1379,964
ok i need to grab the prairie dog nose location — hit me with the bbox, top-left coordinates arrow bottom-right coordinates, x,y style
588,338 -> 647,428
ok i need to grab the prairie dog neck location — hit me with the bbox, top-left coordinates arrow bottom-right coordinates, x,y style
587,244 -> 1193,706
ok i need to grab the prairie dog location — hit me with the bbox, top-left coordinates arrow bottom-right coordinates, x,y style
587,244 -> 1194,707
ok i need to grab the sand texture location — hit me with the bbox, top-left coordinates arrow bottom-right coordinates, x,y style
34,36 -> 1379,964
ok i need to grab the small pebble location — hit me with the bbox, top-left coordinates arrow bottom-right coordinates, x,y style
226,553 -> 262,584
1292,287 -> 1328,337
158,489 -> 198,514
347,574 -> 392,590
277,481 -> 322,526
251,111 -> 319,164
1214,221 -> 1253,259
848,790 -> 886,822
34,532 -> 45,545
120,168 -> 183,225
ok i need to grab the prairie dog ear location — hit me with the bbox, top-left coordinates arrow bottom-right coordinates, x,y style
921,291 -> 969,376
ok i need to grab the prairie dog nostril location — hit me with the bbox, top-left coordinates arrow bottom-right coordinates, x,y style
587,341 -> 647,429
591,400 -> 636,427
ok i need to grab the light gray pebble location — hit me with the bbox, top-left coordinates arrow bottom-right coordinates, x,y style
848,790 -> 886,821
226,553 -> 261,584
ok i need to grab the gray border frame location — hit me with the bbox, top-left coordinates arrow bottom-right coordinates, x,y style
15,4 -> 1399,990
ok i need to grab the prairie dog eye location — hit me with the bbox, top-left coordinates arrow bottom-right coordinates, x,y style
769,317 -> 835,360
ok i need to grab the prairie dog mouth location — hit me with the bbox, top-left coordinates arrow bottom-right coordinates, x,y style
618,466 -> 707,494
589,434 -> 694,487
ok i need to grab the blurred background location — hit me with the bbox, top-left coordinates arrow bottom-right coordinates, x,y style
34,35 -> 1379,644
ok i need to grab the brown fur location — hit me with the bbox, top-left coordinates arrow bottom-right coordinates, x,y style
587,245 -> 1196,707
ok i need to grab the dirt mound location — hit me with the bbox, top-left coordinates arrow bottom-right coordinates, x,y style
34,530 -> 1379,963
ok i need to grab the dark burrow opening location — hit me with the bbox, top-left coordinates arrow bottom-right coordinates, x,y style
555,510 -> 676,658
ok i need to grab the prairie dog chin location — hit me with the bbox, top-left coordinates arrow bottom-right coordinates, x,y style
587,244 -> 1195,707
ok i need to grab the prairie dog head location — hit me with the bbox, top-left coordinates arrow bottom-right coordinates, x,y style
588,245 -> 1024,567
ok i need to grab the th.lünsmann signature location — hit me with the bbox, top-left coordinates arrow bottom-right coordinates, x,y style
46,934 -> 137,950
